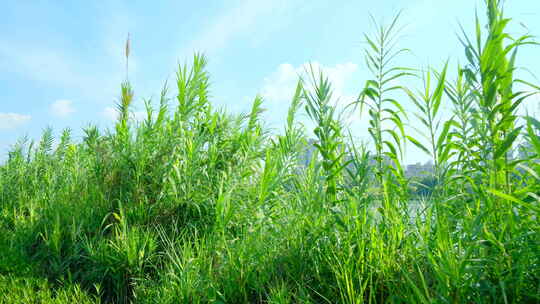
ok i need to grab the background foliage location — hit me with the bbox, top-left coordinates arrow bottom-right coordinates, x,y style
1,1 -> 539,303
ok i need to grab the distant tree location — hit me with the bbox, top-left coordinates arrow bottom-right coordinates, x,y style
410,175 -> 439,197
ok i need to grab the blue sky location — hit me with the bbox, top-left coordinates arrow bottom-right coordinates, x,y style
1,0 -> 539,164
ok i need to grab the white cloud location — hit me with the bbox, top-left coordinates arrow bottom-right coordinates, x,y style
132,110 -> 147,121
260,63 -> 300,104
258,62 -> 361,128
0,112 -> 31,129
102,106 -> 118,121
50,99 -> 75,117
261,62 -> 358,105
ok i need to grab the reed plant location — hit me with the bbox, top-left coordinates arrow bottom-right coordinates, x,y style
0,0 -> 538,303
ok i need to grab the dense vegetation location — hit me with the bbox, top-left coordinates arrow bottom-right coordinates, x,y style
1,1 -> 539,303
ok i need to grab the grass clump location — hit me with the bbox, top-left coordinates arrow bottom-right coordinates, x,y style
1,1 -> 539,303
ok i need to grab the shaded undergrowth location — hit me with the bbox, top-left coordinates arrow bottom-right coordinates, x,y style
1,1 -> 539,303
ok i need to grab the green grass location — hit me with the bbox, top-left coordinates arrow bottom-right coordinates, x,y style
1,1 -> 539,303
